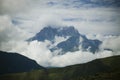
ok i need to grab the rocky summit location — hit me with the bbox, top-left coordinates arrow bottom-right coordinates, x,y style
29,26 -> 102,54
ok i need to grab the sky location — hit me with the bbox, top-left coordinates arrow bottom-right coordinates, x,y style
0,0 -> 120,35
0,0 -> 120,67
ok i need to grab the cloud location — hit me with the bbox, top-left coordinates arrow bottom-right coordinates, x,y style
101,36 -> 120,55
4,34 -> 119,67
0,16 -> 119,67
19,40 -> 52,67
50,50 -> 113,67
0,0 -> 120,67
0,15 -> 31,51
86,34 -> 120,55
14,6 -> 120,35
0,0 -> 31,15
0,0 -> 119,15
1,0 -> 119,35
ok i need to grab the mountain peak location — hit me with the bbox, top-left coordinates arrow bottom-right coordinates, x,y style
28,25 -> 102,54
29,26 -> 80,41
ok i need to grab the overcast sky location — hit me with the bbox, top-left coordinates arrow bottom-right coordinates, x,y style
0,0 -> 120,35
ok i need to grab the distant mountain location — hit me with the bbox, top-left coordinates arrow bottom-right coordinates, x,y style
29,26 -> 80,41
29,26 -> 102,54
0,51 -> 45,75
1,55 -> 120,80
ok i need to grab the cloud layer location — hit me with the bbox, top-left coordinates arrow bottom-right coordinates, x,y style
7,35 -> 119,67
0,0 -> 119,35
0,19 -> 119,67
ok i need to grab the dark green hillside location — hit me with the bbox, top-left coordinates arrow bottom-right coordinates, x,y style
0,55 -> 120,80
0,51 -> 45,75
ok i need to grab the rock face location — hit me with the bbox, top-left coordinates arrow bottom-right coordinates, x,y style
29,26 -> 80,41
29,26 -> 102,54
0,51 -> 44,75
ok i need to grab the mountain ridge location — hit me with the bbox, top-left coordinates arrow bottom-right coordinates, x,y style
0,51 -> 45,75
29,26 -> 102,54
0,55 -> 120,80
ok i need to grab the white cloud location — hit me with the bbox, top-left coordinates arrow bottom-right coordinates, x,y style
15,7 -> 120,35
0,0 -> 120,67
86,34 -> 120,55
0,15 -> 31,51
0,0 -> 118,35
0,20 -> 119,67
54,36 -> 69,46
3,34 -> 118,67
101,36 -> 120,55
20,40 -> 52,67
50,50 -> 113,67
0,0 -> 32,15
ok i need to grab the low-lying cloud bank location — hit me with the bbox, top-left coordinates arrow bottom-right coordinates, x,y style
6,37 -> 118,67
0,15 -> 119,67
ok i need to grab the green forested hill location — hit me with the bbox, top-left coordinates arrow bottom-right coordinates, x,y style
0,55 -> 120,80
0,51 -> 44,75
